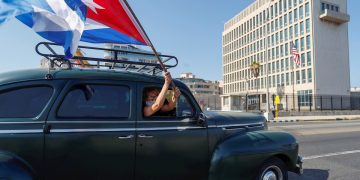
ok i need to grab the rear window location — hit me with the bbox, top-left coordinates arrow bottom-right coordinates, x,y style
0,86 -> 53,118
57,85 -> 130,119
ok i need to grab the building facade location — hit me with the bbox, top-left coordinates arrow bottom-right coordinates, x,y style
222,0 -> 350,111
104,44 -> 158,69
177,73 -> 222,111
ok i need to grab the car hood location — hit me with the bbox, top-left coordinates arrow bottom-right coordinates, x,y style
204,111 -> 267,130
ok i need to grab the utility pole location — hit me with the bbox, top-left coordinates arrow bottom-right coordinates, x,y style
264,0 -> 275,121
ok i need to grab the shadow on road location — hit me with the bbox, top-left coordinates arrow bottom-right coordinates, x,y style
289,169 -> 329,180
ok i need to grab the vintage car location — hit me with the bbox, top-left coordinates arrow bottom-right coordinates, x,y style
0,43 -> 302,180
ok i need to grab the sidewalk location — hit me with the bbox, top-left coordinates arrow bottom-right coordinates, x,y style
268,114 -> 360,122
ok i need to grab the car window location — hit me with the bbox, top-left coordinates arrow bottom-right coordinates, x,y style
143,87 -> 195,119
176,94 -> 195,118
0,86 -> 53,118
57,84 -> 130,119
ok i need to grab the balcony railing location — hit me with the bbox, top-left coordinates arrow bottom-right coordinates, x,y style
320,9 -> 350,24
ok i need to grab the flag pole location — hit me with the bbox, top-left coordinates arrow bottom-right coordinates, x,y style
122,0 -> 169,74
292,60 -> 295,111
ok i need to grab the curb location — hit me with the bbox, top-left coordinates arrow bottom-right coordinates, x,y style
268,119 -> 299,123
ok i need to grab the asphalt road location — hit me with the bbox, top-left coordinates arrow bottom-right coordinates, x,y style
269,120 -> 360,180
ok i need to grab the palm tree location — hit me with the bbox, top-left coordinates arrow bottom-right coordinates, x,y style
250,61 -> 260,91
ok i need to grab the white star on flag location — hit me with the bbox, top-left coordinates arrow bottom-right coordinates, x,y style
81,0 -> 104,14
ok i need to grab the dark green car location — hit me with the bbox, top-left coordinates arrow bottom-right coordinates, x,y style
0,68 -> 302,180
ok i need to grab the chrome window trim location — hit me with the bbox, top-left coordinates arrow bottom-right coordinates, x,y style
50,126 -> 206,133
49,121 -> 134,124
208,123 -> 264,129
0,121 -> 45,124
0,129 -> 43,134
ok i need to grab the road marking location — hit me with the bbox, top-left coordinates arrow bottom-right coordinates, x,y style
303,150 -> 360,160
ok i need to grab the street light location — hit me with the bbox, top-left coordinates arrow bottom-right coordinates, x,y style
264,0 -> 275,121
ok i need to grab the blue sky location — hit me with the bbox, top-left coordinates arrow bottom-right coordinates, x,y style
0,0 -> 359,87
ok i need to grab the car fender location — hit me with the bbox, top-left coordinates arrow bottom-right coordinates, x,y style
0,151 -> 35,180
208,131 -> 298,180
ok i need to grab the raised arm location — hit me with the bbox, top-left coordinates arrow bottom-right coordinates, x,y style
143,72 -> 172,117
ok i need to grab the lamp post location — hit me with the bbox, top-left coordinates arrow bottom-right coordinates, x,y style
264,0 -> 275,121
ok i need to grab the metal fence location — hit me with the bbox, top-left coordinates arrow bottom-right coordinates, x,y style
239,94 -> 360,112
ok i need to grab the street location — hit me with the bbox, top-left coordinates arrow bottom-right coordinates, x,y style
270,120 -> 360,180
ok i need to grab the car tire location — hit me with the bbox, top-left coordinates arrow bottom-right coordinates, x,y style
255,157 -> 288,180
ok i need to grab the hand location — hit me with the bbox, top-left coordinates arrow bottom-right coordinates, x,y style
164,72 -> 172,85
172,87 -> 181,102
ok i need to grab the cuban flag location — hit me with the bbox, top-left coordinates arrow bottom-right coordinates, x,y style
0,0 -> 150,59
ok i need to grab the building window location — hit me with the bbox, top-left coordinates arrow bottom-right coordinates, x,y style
301,37 -> 305,51
298,90 -> 313,106
289,26 -> 293,39
306,19 -> 310,33
285,57 -> 289,70
277,75 -> 280,86
307,51 -> 312,66
281,74 -> 285,86
294,9 -> 298,22
301,69 -> 306,83
308,68 -> 312,83
288,0 -> 292,8
285,28 -> 288,40
305,3 -> 310,16
223,97 -> 229,106
299,5 -> 304,19
289,11 -> 293,24
273,75 -> 276,87
284,0 -> 287,11
295,24 -> 299,37
301,53 -> 305,66
272,62 -> 275,73
284,14 -> 288,25
296,71 -> 300,84
306,35 -> 311,50
300,21 -> 304,35
286,73 -> 290,86
294,0 -> 297,6
276,60 -> 280,72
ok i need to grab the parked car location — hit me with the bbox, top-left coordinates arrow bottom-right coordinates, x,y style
0,67 -> 302,180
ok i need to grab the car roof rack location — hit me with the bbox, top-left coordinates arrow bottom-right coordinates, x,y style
35,42 -> 178,78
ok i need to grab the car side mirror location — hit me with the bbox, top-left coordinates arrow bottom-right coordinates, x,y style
197,113 -> 207,127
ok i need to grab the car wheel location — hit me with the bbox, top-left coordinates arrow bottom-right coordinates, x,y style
256,157 -> 288,180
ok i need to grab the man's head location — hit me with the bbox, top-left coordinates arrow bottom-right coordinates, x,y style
144,88 -> 160,106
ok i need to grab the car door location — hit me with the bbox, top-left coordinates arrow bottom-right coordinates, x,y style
0,80 -> 64,179
44,80 -> 136,180
135,83 -> 209,180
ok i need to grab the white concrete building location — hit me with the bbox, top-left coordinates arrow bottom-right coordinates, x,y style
177,73 -> 222,110
222,0 -> 350,111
